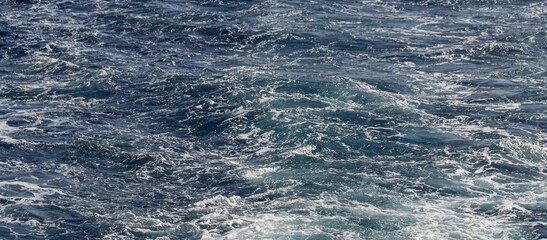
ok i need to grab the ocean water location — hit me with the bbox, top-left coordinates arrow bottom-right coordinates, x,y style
0,0 -> 546,239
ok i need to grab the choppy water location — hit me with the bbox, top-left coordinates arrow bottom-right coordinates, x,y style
0,0 -> 546,239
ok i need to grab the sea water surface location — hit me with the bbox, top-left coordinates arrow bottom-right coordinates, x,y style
0,0 -> 546,239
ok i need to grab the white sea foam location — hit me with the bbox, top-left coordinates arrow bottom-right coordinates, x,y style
0,120 -> 20,144
241,167 -> 279,179
0,181 -> 64,207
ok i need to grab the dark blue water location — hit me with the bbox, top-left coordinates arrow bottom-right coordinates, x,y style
0,0 -> 546,239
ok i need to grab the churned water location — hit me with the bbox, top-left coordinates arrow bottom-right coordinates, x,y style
0,0 -> 546,239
